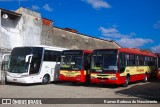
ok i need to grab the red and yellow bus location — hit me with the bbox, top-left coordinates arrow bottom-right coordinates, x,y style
90,48 -> 157,86
59,50 -> 92,83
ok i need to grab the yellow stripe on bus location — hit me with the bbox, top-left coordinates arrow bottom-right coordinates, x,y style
91,66 -> 155,78
120,66 -> 155,76
60,70 -> 81,77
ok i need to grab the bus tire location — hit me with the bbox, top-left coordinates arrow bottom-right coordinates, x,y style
143,73 -> 148,82
42,74 -> 50,85
123,76 -> 130,87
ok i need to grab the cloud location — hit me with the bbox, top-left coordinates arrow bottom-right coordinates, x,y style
82,0 -> 111,9
116,38 -> 153,48
99,26 -> 134,39
153,21 -> 160,29
151,44 -> 160,53
43,4 -> 53,12
31,5 -> 40,10
99,26 -> 153,48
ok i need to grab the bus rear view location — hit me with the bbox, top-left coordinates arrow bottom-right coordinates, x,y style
59,50 -> 92,83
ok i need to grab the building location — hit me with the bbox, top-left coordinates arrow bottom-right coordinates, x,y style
41,18 -> 120,50
0,7 -> 121,81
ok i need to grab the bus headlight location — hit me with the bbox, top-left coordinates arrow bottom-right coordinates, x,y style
110,77 -> 117,80
21,74 -> 28,77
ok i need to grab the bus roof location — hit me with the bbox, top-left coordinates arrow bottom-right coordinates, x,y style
94,48 -> 157,57
63,50 -> 92,54
83,50 -> 92,54
14,45 -> 68,51
119,48 -> 156,57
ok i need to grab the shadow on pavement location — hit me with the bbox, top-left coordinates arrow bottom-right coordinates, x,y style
53,81 -> 120,89
115,80 -> 160,100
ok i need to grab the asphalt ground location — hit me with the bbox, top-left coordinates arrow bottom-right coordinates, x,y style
0,79 -> 160,107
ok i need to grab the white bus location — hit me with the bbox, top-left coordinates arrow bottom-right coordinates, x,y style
6,46 -> 67,84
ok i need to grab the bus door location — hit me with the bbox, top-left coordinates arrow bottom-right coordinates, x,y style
84,54 -> 91,82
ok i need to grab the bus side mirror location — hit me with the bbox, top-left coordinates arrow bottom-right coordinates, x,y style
25,56 -> 29,63
25,55 -> 32,63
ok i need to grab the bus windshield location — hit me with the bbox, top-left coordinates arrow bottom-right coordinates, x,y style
8,47 -> 32,73
8,56 -> 29,73
91,50 -> 118,71
61,55 -> 83,70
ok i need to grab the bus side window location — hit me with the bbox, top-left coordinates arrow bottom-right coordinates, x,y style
135,55 -> 139,66
57,56 -> 61,63
120,53 -> 125,73
139,56 -> 144,65
56,52 -> 61,63
44,50 -> 61,62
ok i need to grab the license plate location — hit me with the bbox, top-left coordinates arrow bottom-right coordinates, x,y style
13,79 -> 17,81
100,80 -> 105,82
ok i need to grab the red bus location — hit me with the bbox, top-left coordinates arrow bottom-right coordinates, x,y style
90,48 -> 157,86
59,50 -> 92,83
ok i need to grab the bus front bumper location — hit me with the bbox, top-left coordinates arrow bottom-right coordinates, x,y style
59,75 -> 85,83
90,78 -> 121,85
6,76 -> 33,84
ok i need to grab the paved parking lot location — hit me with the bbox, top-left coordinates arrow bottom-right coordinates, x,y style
0,80 -> 160,107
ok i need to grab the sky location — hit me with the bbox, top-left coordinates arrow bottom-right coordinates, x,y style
0,0 -> 160,52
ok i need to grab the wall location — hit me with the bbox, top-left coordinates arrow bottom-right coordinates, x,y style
0,7 -> 42,61
0,9 -> 22,81
52,27 -> 120,50
41,19 -> 53,46
0,10 -> 22,50
0,8 -> 42,82
16,7 -> 42,46
41,19 -> 120,50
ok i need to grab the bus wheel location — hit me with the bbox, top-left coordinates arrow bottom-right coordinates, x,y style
123,76 -> 130,87
143,73 -> 148,82
42,75 -> 50,84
